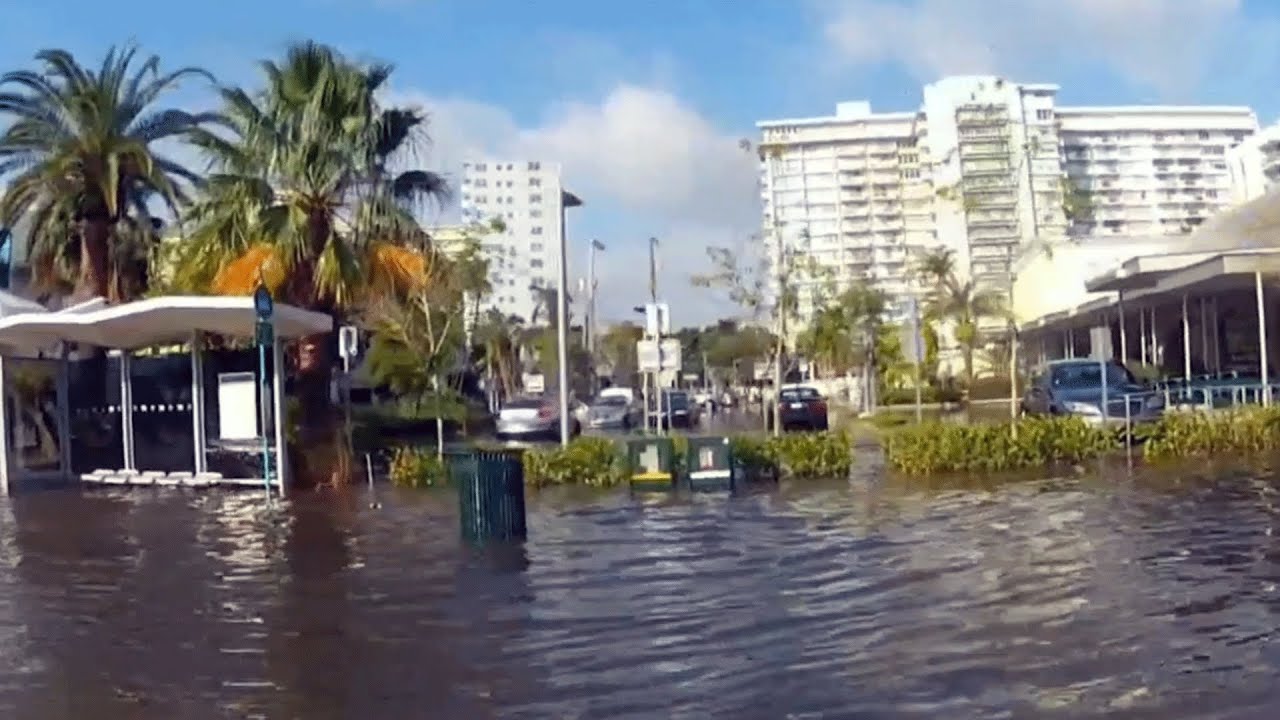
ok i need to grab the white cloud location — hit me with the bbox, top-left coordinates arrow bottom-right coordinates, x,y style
393,85 -> 762,326
816,0 -> 1262,96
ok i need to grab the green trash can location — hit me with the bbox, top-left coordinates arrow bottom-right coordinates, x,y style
685,436 -> 734,492
452,451 -> 527,543
625,437 -> 676,492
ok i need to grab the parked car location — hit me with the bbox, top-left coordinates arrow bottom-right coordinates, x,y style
1021,359 -> 1163,425
774,384 -> 829,431
647,390 -> 700,429
586,393 -> 641,431
495,396 -> 581,441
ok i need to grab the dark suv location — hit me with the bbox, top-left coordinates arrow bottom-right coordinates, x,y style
1021,359 -> 1163,426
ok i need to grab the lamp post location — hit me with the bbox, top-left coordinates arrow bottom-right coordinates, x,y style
587,239 -> 605,393
557,190 -> 583,446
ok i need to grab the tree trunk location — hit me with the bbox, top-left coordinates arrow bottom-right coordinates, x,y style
76,218 -> 112,301
292,330 -> 348,488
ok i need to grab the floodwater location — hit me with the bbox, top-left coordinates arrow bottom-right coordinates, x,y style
3,461 -> 1280,718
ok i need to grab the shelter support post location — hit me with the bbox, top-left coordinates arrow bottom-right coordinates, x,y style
0,355 -> 9,494
271,332 -> 288,495
1139,306 -> 1147,365
1199,297 -> 1209,377
119,351 -> 135,471
190,331 -> 207,474
1118,291 -> 1127,363
57,345 -> 71,481
1181,295 -> 1191,382
1212,296 -> 1221,374
1257,271 -> 1270,406
1151,307 -> 1159,368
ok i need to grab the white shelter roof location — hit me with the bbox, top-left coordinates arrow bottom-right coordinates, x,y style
0,295 -> 333,351
0,289 -> 47,318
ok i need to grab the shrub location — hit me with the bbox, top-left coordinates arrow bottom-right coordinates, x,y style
966,375 -> 1022,401
768,431 -> 853,479
522,437 -> 625,488
1141,406 -> 1280,460
884,416 -> 1118,475
388,446 -> 449,488
881,385 -> 964,406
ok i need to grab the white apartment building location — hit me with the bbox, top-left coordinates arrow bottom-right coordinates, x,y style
459,160 -> 565,324
1059,107 -> 1255,240
757,76 -> 1258,331
1226,120 -> 1280,203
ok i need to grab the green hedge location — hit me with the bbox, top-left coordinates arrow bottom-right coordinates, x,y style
1140,406 -> 1280,460
883,416 -> 1118,475
387,432 -> 854,488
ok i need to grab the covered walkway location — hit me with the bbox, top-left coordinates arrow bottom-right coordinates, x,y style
0,295 -> 332,494
1015,184 -> 1280,397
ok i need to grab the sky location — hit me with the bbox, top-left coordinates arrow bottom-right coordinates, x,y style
1,0 -> 1279,327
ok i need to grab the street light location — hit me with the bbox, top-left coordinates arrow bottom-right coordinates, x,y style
557,190 -> 583,446
587,239 -> 605,383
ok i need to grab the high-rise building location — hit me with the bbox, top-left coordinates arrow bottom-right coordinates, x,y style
1226,121 -> 1280,204
459,160 -> 564,324
1059,106 -> 1255,239
757,76 -> 1258,329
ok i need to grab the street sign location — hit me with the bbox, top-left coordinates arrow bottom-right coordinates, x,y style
637,339 -> 661,372
659,338 -> 682,371
644,303 -> 671,337
338,325 -> 359,360
253,285 -> 274,321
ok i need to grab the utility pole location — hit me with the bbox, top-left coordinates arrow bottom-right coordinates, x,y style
771,226 -> 785,437
587,239 -> 604,395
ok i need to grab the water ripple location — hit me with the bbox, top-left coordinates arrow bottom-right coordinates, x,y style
1,469 -> 1280,716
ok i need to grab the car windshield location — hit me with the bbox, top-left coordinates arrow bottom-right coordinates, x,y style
780,387 -> 821,401
666,393 -> 689,409
1049,362 -> 1135,389
592,395 -> 627,407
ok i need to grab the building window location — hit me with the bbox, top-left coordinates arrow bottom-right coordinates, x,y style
473,179 -> 487,187
530,209 -> 542,218
475,163 -> 487,171
530,194 -> 543,203
1198,130 -> 1210,140
530,259 -> 544,268
530,177 -> 542,187
507,196 -> 514,203
901,169 -> 920,179
531,243 -> 544,251
1036,109 -> 1052,121
528,161 -> 541,171
532,226 -> 543,235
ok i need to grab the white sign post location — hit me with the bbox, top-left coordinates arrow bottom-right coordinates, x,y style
338,324 -> 359,447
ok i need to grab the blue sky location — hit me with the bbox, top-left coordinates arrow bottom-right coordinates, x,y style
2,0 -> 1279,325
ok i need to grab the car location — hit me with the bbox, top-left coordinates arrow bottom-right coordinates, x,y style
775,385 -> 829,431
647,390 -> 700,429
495,396 -> 581,441
1020,358 -> 1163,426
586,393 -> 641,430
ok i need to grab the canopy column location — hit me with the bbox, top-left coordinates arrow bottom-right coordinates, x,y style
1257,271 -> 1270,406
270,332 -> 288,495
57,344 -> 71,481
1118,291 -> 1128,363
119,350 -> 136,471
1181,295 -> 1191,382
190,331 -> 207,474
0,355 -> 9,494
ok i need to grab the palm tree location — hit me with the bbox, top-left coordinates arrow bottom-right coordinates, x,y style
0,45 -> 216,300
473,310 -> 524,403
915,247 -> 1007,393
175,42 -> 448,486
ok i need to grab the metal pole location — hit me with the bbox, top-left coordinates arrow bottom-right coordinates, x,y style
120,352 -> 135,471
1212,296 -> 1222,374
587,240 -> 599,374
1257,271 -> 1270,406
190,331 -> 206,474
0,355 -> 9,494
1150,307 -> 1159,368
1118,290 -> 1127,363
1139,307 -> 1147,365
1010,326 -> 1019,427
1199,297 -> 1208,377
648,237 -> 658,305
1181,294 -> 1191,382
271,332 -> 288,495
556,196 -> 573,446
258,331 -> 272,494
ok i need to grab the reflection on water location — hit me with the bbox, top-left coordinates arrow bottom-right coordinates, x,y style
1,464 -> 1280,717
